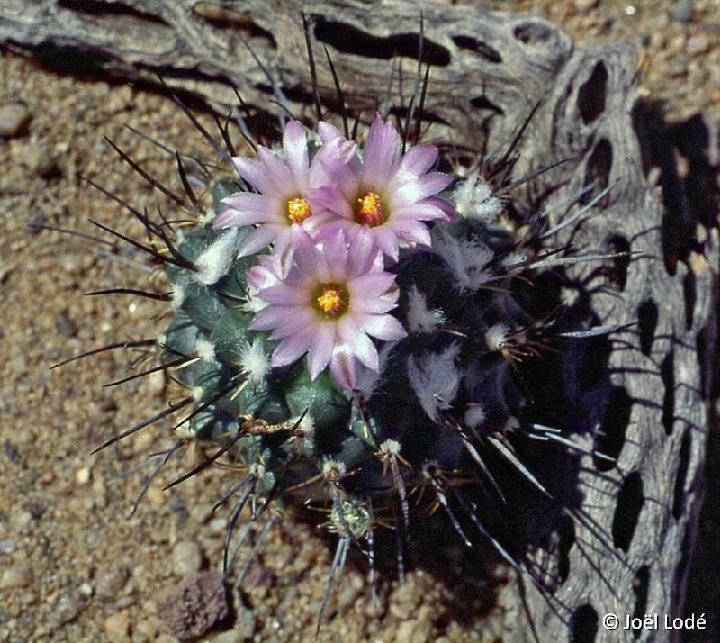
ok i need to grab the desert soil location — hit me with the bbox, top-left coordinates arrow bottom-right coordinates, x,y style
1,1 -> 718,642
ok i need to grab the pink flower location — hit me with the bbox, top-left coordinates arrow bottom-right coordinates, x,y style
212,120 -> 349,257
248,228 -> 407,389
309,114 -> 455,260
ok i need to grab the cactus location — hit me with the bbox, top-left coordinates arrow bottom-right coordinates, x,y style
75,88 -> 626,627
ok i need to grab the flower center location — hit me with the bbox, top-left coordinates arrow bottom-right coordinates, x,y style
355,192 -> 386,227
314,284 -> 349,318
287,196 -> 312,224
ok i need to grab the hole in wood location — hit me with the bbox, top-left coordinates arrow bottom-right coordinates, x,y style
632,566 -> 650,630
682,269 -> 697,332
470,95 -> 504,114
672,430 -> 691,520
661,348 -> 675,436
580,138 -> 613,208
571,604 -> 599,642
556,513 -> 575,586
607,234 -> 631,292
577,61 -> 608,125
313,17 -> 451,67
637,297 -> 658,357
451,35 -> 502,63
593,385 -> 632,471
513,21 -> 556,45
192,3 -> 276,46
58,0 -> 168,24
612,471 -> 644,551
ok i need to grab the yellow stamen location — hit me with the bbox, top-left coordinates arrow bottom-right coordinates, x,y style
314,284 -> 349,318
355,192 -> 385,227
317,289 -> 343,315
287,196 -> 312,224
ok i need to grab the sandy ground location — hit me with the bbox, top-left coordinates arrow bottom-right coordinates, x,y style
1,1 -> 718,641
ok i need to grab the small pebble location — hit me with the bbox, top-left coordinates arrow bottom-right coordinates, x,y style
104,611 -> 131,642
55,310 -> 79,338
670,0 -> 693,23
134,617 -> 159,641
26,211 -> 46,235
11,142 -> 60,179
95,567 -> 130,601
172,541 -> 203,575
53,590 -> 84,626
11,510 -> 33,534
233,603 -> 257,640
0,562 -> 33,589
0,102 -> 31,138
573,0 -> 599,9
687,34 -> 708,56
76,466 -> 91,485
158,573 -> 229,640
0,538 -> 16,555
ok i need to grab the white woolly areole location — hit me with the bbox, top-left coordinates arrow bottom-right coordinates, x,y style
239,339 -> 271,384
192,385 -> 204,402
194,229 -> 239,285
454,174 -> 503,222
171,284 -> 186,311
241,286 -> 267,314
297,413 -> 314,434
407,343 -> 462,422
199,208 -> 216,225
379,439 -> 401,456
321,459 -> 347,479
195,337 -> 216,363
248,462 -> 266,478
464,403 -> 486,429
406,285 -> 445,333
432,228 -> 494,292
485,323 -> 511,351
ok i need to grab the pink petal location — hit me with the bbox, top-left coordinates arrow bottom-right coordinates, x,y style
337,317 -> 378,370
389,218 -> 432,247
349,294 -> 398,314
329,346 -> 358,389
392,201 -> 449,222
271,327 -> 315,367
283,120 -> 310,185
323,229 -> 350,281
308,322 -> 336,379
348,273 -> 397,299
371,226 -> 400,261
268,309 -> 315,340
259,283 -> 307,305
347,227 -> 381,276
362,114 -> 400,189
397,144 -> 438,178
392,172 -> 452,206
289,228 -> 319,274
318,121 -> 344,143
250,304 -> 297,331
232,157 -> 276,194
307,185 -> 354,220
237,225 -> 281,257
423,196 -> 457,223
221,192 -> 274,214
256,147 -> 295,194
355,312 -> 407,340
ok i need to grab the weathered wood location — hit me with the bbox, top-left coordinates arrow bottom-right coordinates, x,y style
2,1 -> 717,640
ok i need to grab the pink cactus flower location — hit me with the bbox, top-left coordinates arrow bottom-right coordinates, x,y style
212,120 -> 349,257
248,227 -> 407,390
309,114 -> 455,260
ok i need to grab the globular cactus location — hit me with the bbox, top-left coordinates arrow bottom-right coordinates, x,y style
80,91 -> 624,625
